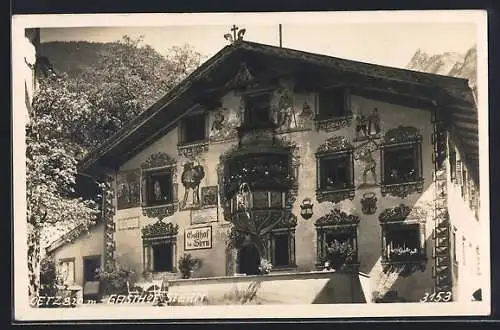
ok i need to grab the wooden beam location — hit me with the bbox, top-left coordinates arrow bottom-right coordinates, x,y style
452,112 -> 478,123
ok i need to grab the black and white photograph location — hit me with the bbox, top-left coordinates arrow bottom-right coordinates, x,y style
12,11 -> 490,320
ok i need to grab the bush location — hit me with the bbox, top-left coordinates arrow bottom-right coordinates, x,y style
178,254 -> 202,279
323,240 -> 355,270
95,263 -> 136,295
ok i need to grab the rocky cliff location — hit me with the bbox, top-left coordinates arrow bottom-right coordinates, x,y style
406,45 -> 477,96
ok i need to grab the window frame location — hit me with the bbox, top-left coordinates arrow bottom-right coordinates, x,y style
379,128 -> 424,198
58,257 -> 76,286
315,225 -> 359,269
268,227 -> 296,269
316,87 -> 350,120
315,147 -> 355,203
179,111 -> 208,145
143,236 -> 177,273
380,221 -> 426,265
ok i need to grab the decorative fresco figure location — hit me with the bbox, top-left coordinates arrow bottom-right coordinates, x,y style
236,98 -> 245,127
300,100 -> 314,121
120,183 -> 130,203
368,107 -> 381,135
360,149 -> 377,186
181,161 -> 205,208
276,90 -> 296,130
211,110 -> 225,133
153,180 -> 162,201
355,114 -> 368,140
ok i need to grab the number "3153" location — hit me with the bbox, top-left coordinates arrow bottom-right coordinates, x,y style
420,291 -> 452,302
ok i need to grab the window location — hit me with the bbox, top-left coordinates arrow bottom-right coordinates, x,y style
316,227 -> 358,269
461,168 -> 468,199
229,191 -> 286,213
144,169 -> 173,207
452,229 -> 458,263
383,145 -> 420,184
318,87 -> 348,118
58,258 -> 75,285
318,154 -> 353,190
144,239 -> 177,273
380,127 -> 424,198
152,243 -> 174,272
142,221 -> 178,273
449,147 -> 457,182
381,223 -> 425,263
244,93 -> 272,126
181,112 -> 206,144
270,231 -> 295,268
315,137 -> 355,203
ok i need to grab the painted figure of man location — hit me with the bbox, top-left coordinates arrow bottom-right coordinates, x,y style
277,91 -> 295,129
154,180 -> 162,201
360,150 -> 377,185
355,114 -> 368,139
368,107 -> 381,135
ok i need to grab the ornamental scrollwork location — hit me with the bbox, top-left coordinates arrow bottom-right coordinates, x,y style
142,204 -> 177,221
178,142 -> 209,159
315,208 -> 360,227
380,180 -> 424,199
384,126 -> 422,144
315,115 -> 353,133
141,152 -> 177,169
316,136 -> 353,155
378,204 -> 427,223
141,220 -> 179,238
316,188 -> 355,204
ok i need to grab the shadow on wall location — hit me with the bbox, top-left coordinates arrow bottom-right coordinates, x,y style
311,274 -> 366,304
373,233 -> 435,303
358,178 -> 434,279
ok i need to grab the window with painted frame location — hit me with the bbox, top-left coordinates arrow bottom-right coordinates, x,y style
143,168 -> 175,207
179,111 -> 208,145
269,228 -> 296,269
58,258 -> 75,285
317,87 -> 350,119
143,237 -> 177,273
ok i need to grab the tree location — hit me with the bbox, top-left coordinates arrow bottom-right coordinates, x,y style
67,36 -> 203,147
26,74 -> 101,299
27,35 -> 203,299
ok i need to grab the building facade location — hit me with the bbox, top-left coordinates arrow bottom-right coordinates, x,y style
76,40 -> 480,303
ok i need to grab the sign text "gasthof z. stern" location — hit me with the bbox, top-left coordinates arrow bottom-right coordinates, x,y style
185,226 -> 212,250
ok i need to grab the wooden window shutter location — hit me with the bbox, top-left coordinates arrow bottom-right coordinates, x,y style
456,161 -> 463,185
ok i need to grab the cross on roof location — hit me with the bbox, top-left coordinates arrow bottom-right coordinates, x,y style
231,24 -> 239,41
224,25 -> 246,44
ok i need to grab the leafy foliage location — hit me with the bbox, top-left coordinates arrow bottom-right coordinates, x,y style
178,253 -> 202,279
323,239 -> 355,270
95,263 -> 136,295
27,35 -> 202,298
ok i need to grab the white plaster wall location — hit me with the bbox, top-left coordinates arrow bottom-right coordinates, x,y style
50,223 -> 104,286
447,144 -> 482,302
111,84 -> 438,302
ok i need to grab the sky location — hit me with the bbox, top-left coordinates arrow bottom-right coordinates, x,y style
39,21 -> 478,69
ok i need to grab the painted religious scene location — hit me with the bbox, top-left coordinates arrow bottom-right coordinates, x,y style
19,15 -> 488,317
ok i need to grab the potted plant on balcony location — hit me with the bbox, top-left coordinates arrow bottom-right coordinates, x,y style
178,253 -> 203,279
324,239 -> 355,270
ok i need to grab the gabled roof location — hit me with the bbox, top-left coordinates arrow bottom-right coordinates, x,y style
78,40 -> 478,180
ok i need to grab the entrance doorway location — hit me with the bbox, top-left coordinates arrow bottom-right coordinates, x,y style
83,255 -> 101,282
238,244 -> 260,275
